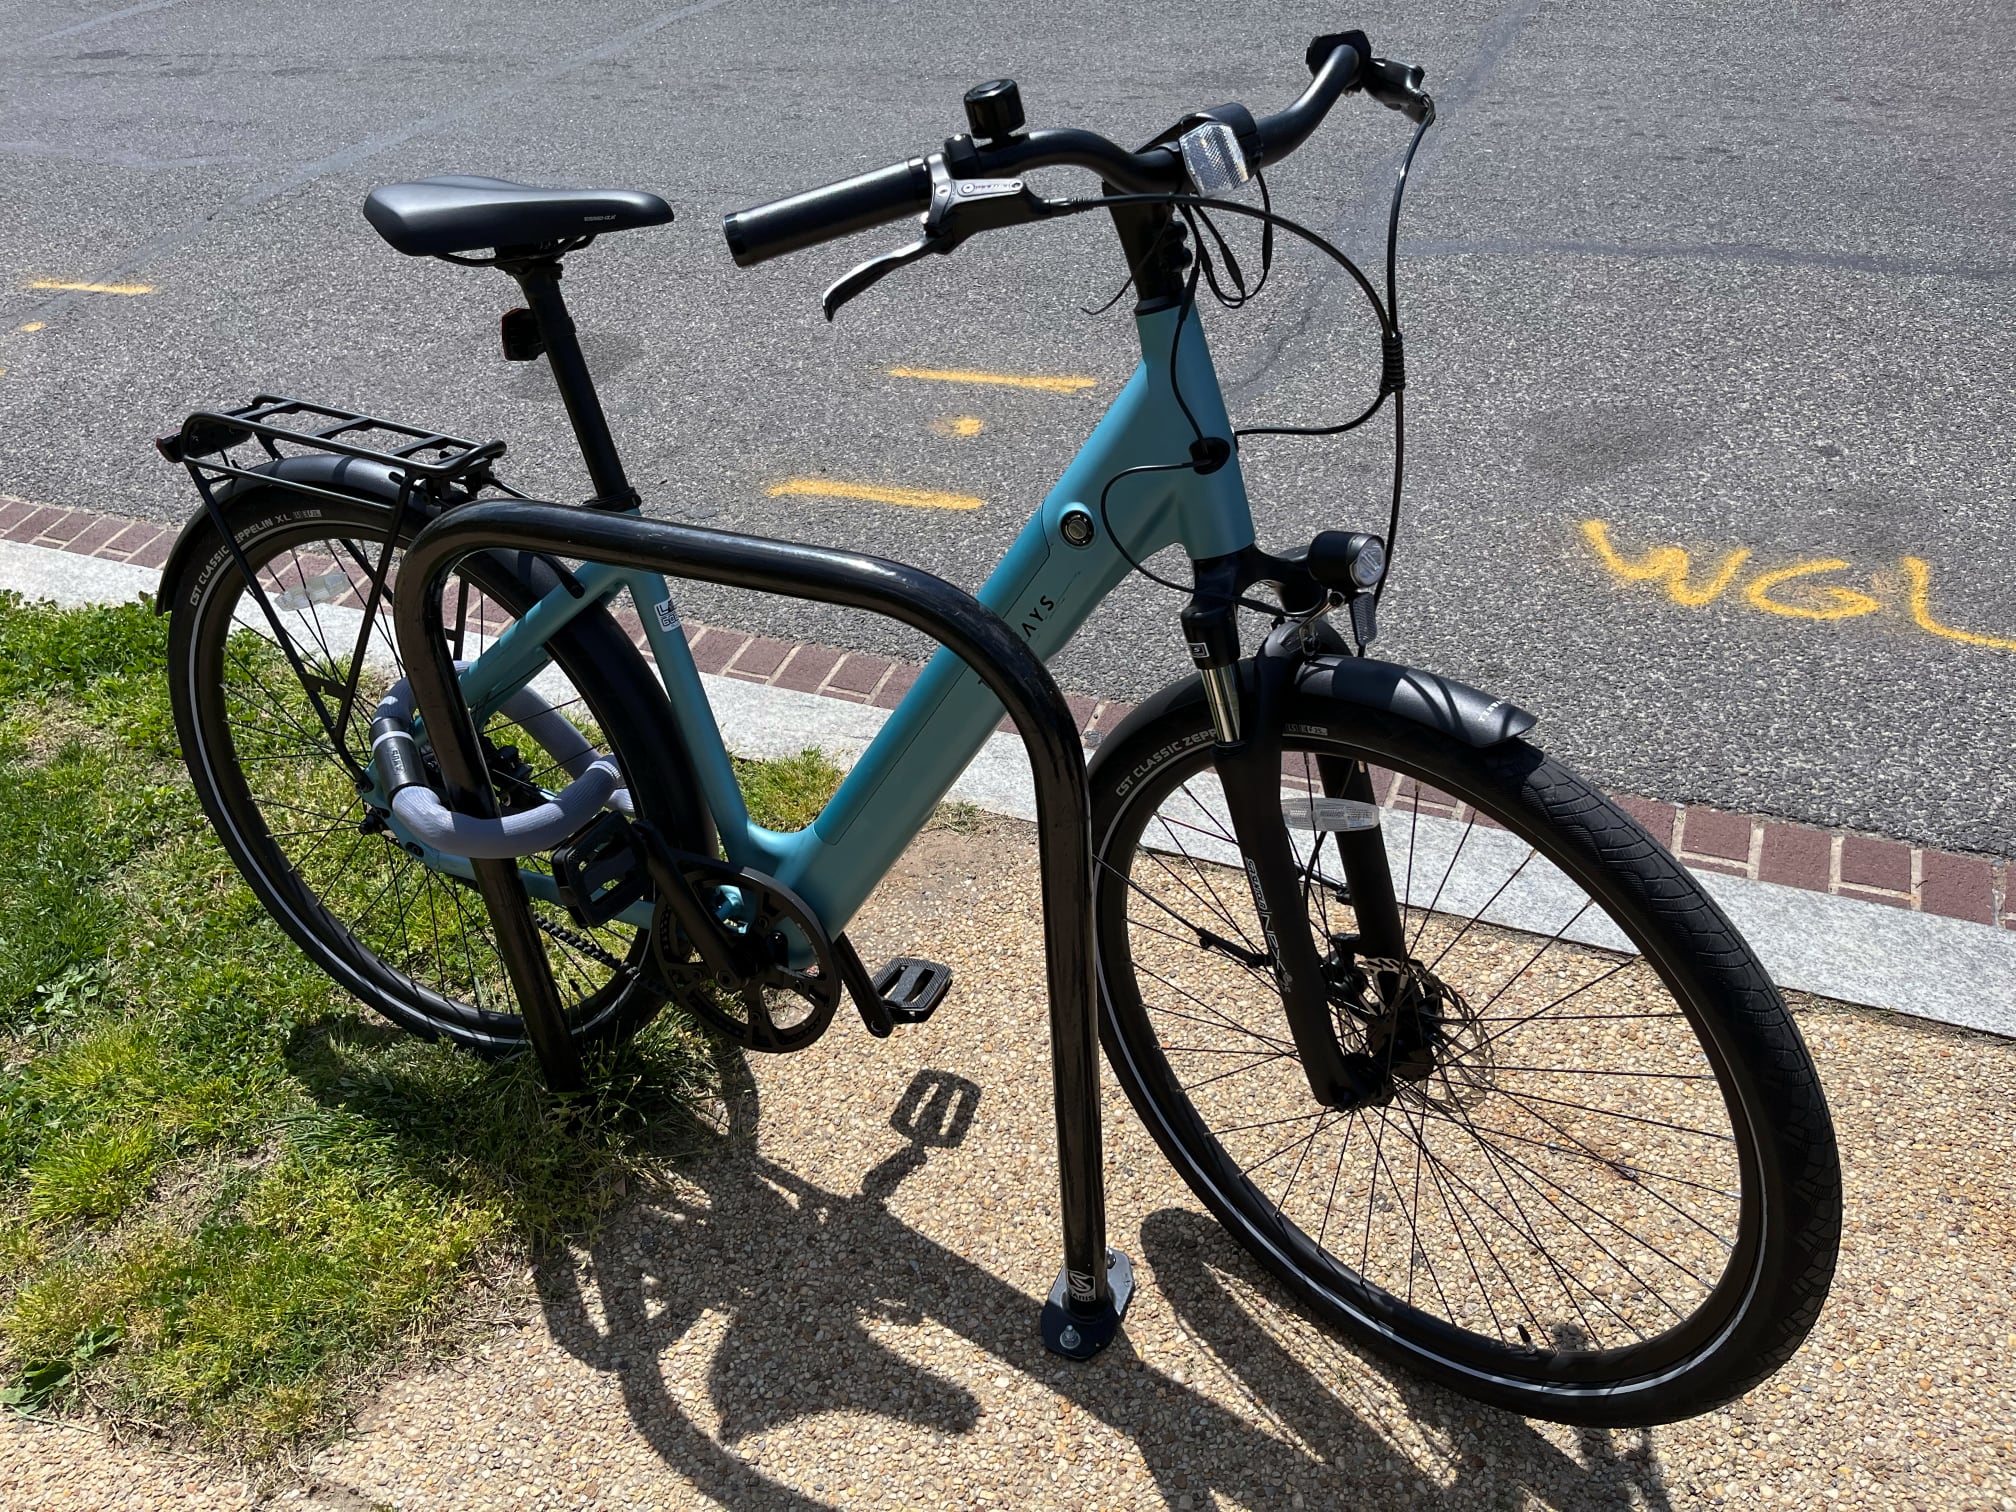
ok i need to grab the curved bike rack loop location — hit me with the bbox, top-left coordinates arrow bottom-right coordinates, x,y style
393,500 -> 1131,1358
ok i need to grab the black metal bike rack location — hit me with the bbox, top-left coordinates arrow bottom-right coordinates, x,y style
392,499 -> 1132,1358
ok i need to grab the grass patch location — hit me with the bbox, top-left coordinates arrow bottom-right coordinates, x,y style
734,747 -> 842,830
0,592 -> 828,1456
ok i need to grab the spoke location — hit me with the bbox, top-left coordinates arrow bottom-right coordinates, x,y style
1409,812 -> 1478,957
1393,1108 -> 1558,1344
1420,846 -> 1543,975
1135,1000 -> 1297,1056
1160,1042 -> 1291,1059
1236,1114 -> 1335,1180
1175,780 -> 1241,849
1179,1051 -> 1293,1095
1431,1087 -> 1687,1335
1146,818 -> 1262,957
1467,957 -> 1641,1056
1409,1108 -> 1507,1339
1271,1112 -> 1335,1219
1490,1064 -> 1715,1082
1485,1085 -> 1737,1145
1120,875 -> 1277,997
1135,960 -> 1293,1051
1402,1102 -> 1739,1202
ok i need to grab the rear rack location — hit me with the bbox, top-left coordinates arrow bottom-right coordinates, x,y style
156,396 -> 517,790
156,394 -> 507,499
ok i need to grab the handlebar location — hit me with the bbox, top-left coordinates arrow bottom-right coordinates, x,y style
723,32 -> 1424,269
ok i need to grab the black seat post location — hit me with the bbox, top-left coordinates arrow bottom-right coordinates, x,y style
503,253 -> 637,510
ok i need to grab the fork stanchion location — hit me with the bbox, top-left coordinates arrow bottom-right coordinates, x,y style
392,499 -> 1130,1352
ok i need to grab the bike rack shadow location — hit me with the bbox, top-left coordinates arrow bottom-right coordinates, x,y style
529,1066 -> 1680,1511
394,499 -> 1126,1354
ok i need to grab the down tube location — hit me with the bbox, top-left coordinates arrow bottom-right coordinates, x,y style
766,303 -> 1257,932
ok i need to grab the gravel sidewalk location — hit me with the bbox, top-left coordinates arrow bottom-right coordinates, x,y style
4,816 -> 2013,1510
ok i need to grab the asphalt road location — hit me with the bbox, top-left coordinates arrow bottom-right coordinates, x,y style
2,0 -> 2011,856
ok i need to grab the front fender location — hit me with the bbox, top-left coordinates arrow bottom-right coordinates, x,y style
1088,652 -> 1536,783
154,453 -> 422,613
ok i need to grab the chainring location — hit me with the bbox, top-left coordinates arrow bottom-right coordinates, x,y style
649,857 -> 841,1053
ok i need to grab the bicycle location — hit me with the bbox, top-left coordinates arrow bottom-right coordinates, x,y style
154,30 -> 1840,1426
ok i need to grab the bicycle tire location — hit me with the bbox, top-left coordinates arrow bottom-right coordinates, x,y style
1089,682 -> 1840,1424
165,485 -> 693,1056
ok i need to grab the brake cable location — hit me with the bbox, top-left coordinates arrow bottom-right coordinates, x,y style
1061,106 -> 1435,615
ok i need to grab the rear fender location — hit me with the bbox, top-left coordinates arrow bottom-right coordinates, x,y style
155,454 -> 423,613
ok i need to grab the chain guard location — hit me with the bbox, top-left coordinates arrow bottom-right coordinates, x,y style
649,857 -> 841,1053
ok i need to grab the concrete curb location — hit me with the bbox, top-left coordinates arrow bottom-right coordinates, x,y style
3,521 -> 2010,1039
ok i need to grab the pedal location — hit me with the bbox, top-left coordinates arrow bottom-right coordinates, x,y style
871,957 -> 953,1025
551,810 -> 647,928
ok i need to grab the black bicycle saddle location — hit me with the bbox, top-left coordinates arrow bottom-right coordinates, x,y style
363,175 -> 672,257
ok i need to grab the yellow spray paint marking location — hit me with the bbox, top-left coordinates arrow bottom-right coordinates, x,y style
767,478 -> 984,511
25,279 -> 153,295
1581,519 -> 2016,652
18,322 -> 45,332
1742,560 -> 1880,620
1579,521 -> 1750,606
886,366 -> 1096,394
1900,557 -> 2016,651
930,415 -> 987,438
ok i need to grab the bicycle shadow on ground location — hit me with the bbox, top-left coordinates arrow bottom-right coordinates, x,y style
530,1064 -> 1681,1511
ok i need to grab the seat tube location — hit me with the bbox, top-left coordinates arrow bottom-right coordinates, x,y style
504,257 -> 638,509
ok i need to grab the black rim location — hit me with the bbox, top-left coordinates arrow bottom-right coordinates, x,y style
180,504 -> 657,1048
1097,722 -> 1765,1394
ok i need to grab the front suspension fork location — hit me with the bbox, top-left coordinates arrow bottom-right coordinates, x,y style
1184,603 -> 1400,1110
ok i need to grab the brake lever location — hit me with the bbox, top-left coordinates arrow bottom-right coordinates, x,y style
821,150 -> 1055,320
823,234 -> 953,320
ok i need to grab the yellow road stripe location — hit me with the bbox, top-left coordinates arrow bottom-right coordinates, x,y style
26,279 -> 153,295
930,415 -> 987,437
886,366 -> 1095,393
18,322 -> 45,332
767,478 -> 984,511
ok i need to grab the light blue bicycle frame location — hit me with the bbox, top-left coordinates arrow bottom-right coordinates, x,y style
418,303 -> 1255,937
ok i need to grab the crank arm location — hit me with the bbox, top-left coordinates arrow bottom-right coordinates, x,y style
633,824 -> 755,987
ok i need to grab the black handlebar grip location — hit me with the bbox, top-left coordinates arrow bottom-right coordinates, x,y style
1305,30 -> 1371,76
722,158 -> 934,267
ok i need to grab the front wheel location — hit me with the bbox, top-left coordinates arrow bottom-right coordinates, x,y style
1090,679 -> 1840,1424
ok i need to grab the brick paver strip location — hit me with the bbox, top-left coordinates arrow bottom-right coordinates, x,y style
9,497 -> 2014,930
1759,823 -> 1832,890
1840,834 -> 1912,894
725,634 -> 794,683
825,653 -> 891,699
687,626 -> 745,675
34,511 -> 91,545
3,508 -> 61,543
774,644 -> 842,694
1915,853 -> 1994,923
1678,805 -> 1754,864
126,531 -> 174,569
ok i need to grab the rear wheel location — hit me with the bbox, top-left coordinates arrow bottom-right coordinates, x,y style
165,488 -> 694,1056
1090,687 -> 1840,1424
